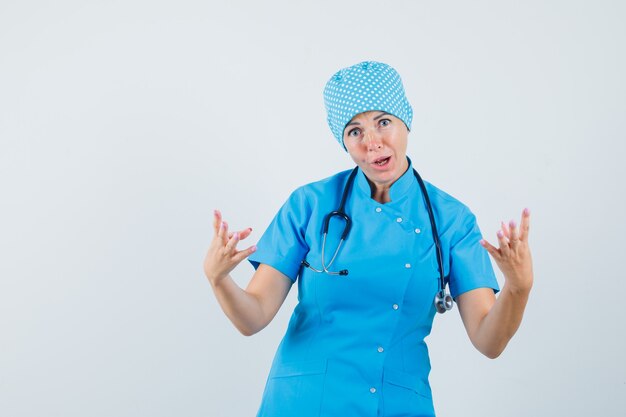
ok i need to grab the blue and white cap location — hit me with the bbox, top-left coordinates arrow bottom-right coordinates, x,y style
323,61 -> 413,149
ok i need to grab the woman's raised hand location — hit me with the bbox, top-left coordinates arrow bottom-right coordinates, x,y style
480,208 -> 534,293
203,210 -> 257,286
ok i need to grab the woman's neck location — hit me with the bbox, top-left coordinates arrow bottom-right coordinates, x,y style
366,158 -> 409,204
369,184 -> 391,204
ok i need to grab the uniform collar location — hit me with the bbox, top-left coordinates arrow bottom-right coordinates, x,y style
355,156 -> 416,202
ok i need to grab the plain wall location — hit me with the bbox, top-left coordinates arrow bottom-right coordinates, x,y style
1,1 -> 625,416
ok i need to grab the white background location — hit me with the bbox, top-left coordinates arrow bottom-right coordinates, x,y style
1,1 -> 625,416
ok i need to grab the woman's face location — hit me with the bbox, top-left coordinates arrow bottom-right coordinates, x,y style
343,111 -> 409,189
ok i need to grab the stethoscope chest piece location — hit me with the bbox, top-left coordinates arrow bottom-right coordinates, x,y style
434,290 -> 454,314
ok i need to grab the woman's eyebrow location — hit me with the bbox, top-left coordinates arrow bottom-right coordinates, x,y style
346,112 -> 390,127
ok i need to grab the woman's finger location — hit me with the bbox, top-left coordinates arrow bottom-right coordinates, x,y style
479,239 -> 501,260
213,210 -> 222,235
520,208 -> 531,241
501,221 -> 510,239
239,227 -> 253,241
217,220 -> 226,240
228,227 -> 253,241
509,219 -> 520,248
221,221 -> 230,245
497,229 -> 511,257
232,245 -> 258,263
224,231 -> 240,254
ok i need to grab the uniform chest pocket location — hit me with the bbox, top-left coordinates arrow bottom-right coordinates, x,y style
258,360 -> 328,417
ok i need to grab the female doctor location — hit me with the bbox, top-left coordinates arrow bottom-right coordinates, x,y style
203,61 -> 533,417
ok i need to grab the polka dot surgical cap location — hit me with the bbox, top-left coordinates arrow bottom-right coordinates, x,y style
323,61 -> 413,149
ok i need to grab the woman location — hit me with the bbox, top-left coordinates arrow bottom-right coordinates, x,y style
203,61 -> 533,417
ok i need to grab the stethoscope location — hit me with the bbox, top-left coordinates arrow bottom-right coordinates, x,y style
301,167 -> 454,314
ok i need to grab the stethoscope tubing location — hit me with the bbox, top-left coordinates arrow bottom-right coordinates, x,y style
302,166 -> 453,312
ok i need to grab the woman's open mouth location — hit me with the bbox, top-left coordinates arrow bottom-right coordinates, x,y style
373,156 -> 391,167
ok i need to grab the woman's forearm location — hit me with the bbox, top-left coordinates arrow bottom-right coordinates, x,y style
470,284 -> 531,358
208,264 -> 293,337
210,274 -> 267,336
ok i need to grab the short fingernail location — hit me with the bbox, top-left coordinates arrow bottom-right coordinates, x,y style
524,207 -> 530,215
479,239 -> 486,246
497,230 -> 504,238
509,220 -> 517,228
234,232 -> 239,239
250,245 -> 257,252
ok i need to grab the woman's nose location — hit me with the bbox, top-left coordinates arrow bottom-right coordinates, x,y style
365,130 -> 383,150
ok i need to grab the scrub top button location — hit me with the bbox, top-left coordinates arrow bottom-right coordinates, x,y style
396,217 -> 403,223
375,207 -> 382,213
370,387 -> 377,394
392,304 -> 399,310
415,228 -> 421,234
405,263 -> 411,269
377,346 -> 384,353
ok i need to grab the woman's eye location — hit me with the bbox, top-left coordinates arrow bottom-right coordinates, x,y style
379,119 -> 391,127
348,128 -> 361,137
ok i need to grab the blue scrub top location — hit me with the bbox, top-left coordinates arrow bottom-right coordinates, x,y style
249,159 -> 499,417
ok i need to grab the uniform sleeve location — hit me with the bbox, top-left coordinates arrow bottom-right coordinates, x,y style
448,208 -> 500,299
248,187 -> 312,282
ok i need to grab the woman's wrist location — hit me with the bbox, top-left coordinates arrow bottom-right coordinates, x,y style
502,279 -> 533,297
208,272 -> 231,289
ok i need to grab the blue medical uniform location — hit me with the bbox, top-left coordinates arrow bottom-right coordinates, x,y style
249,159 -> 499,417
